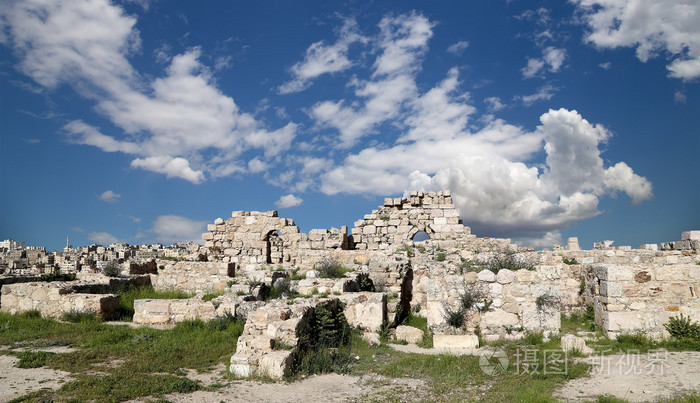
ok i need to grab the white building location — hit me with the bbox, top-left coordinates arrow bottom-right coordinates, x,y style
0,239 -> 25,250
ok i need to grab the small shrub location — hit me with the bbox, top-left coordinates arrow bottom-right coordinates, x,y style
316,257 -> 352,279
484,249 -> 535,272
436,252 -> 447,262
664,314 -> 700,341
535,293 -> 560,312
101,262 -> 121,277
443,306 -> 466,328
62,309 -> 99,323
416,244 -> 426,254
563,257 -> 578,265
398,244 -> 413,257
356,273 -> 375,292
202,292 -> 223,302
521,331 -> 544,345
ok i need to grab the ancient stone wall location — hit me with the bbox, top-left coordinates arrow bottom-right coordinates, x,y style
0,281 -> 119,319
589,261 -> 700,339
154,261 -> 236,294
202,211 -> 302,266
424,265 -> 561,340
350,190 -> 473,250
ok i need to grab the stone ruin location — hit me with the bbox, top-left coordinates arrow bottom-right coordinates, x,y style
1,191 -> 698,380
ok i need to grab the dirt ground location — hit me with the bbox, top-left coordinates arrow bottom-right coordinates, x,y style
553,351 -> 700,402
2,349 -> 699,402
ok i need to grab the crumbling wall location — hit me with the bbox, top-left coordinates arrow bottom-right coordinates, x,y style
202,211 -> 302,265
154,261 -> 235,294
0,281 -> 119,320
425,266 -> 562,340
350,190 -> 473,250
591,261 -> 700,339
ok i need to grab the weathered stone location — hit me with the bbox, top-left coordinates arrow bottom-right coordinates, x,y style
395,325 -> 423,344
258,351 -> 294,379
561,334 -> 593,355
433,334 -> 479,350
496,269 -> 516,284
477,270 -> 496,282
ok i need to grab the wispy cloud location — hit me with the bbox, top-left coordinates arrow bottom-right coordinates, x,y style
88,231 -> 119,245
446,40 -> 469,56
275,194 -> 303,208
99,190 -> 121,203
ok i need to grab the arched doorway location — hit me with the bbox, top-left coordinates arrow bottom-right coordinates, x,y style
265,230 -> 284,264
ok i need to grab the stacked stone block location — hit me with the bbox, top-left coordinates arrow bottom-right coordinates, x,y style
1,281 -> 118,320
591,263 -> 700,339
154,261 -> 235,294
351,191 -> 473,250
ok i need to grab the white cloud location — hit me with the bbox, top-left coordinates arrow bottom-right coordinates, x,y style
99,190 -> 121,203
247,158 -> 268,173
279,18 -> 366,94
484,96 -> 507,112
522,58 -> 545,78
599,62 -> 612,70
446,40 -> 469,56
521,47 -> 566,78
131,156 -> 205,184
674,90 -> 687,103
543,47 -> 566,72
275,194 -> 303,208
517,84 -> 558,106
573,0 -> 700,80
1,0 -> 296,184
319,108 -> 652,242
88,231 -> 119,245
309,12 -> 433,147
151,215 -> 206,244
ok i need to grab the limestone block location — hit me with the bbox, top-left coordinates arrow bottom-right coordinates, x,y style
516,269 -> 535,282
561,334 -> 593,355
536,265 -> 561,281
426,300 -> 446,327
339,293 -> 386,332
362,332 -> 381,346
363,225 -> 376,235
433,334 -> 479,350
477,270 -> 496,282
605,311 -> 644,333
682,231 -> 700,241
258,351 -> 294,379
481,311 -> 519,328
496,269 -> 516,284
489,283 -> 503,298
600,281 -> 622,297
395,325 -> 423,344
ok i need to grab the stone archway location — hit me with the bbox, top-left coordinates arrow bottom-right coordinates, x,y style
265,230 -> 284,264
407,226 -> 434,243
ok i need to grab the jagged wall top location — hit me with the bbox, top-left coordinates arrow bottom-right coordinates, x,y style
350,190 -> 473,250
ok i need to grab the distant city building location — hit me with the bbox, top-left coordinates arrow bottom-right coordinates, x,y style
0,239 -> 25,250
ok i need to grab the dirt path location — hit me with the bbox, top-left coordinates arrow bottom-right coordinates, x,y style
554,351 -> 700,402
0,355 -> 73,402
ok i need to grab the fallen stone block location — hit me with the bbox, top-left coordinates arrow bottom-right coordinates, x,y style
258,350 -> 294,379
561,334 -> 593,355
395,325 -> 423,344
433,334 -> 479,350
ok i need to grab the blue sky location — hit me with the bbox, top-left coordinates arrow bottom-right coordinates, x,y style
1,0 -> 698,251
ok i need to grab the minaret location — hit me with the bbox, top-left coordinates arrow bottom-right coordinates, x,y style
66,235 -> 70,249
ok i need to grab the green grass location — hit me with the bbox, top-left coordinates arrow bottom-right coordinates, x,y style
0,312 -> 244,402
117,286 -> 191,320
